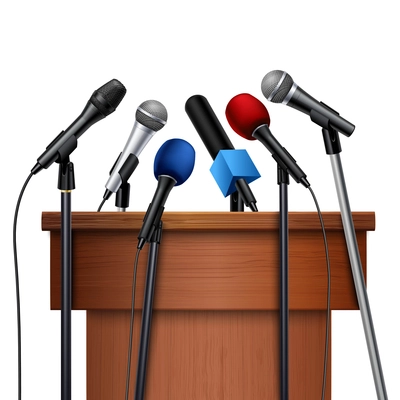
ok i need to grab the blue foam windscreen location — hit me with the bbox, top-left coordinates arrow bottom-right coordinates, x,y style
154,139 -> 196,186
210,149 -> 260,197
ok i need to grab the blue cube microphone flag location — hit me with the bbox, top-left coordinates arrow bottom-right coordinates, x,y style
210,149 -> 261,197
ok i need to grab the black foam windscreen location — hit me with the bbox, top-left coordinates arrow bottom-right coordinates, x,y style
90,79 -> 127,116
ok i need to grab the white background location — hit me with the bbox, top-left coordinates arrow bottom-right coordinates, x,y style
1,1 -> 399,399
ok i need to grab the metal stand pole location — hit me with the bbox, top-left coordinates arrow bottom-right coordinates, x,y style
278,166 -> 289,400
58,160 -> 75,400
134,222 -> 163,400
323,127 -> 388,400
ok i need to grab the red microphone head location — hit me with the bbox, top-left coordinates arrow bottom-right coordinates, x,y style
225,93 -> 271,140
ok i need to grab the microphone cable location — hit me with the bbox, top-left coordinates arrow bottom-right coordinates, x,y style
307,186 -> 331,400
13,172 -> 34,400
125,247 -> 141,400
96,181 -> 140,400
97,198 -> 106,212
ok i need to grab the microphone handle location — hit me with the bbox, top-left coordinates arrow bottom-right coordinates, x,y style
288,86 -> 355,136
235,179 -> 257,211
137,175 -> 176,249
33,102 -> 104,173
253,125 -> 310,188
185,94 -> 234,159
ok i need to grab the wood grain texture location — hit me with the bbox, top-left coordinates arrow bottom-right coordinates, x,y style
42,212 -> 372,400
44,212 -> 373,311
42,211 -> 375,231
87,310 -> 331,400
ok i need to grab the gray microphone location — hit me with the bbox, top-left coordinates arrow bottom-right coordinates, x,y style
261,70 -> 355,136
103,100 -> 167,200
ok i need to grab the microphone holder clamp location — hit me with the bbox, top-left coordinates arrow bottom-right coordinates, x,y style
114,154 -> 139,210
103,153 -> 139,210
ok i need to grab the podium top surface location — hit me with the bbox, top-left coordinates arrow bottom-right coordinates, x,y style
42,211 -> 375,232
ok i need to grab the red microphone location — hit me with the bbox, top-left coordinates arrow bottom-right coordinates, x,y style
226,93 -> 270,140
225,93 -> 310,188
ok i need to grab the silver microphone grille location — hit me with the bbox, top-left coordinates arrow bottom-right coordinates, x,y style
136,100 -> 168,132
261,70 -> 294,103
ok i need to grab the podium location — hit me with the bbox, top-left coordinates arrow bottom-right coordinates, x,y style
42,211 -> 375,400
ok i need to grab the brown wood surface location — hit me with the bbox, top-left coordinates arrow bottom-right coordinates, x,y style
42,212 -> 374,400
43,212 -> 374,311
87,310 -> 331,400
42,211 -> 375,231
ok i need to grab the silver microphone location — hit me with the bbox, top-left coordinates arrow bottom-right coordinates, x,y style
261,70 -> 355,136
103,100 -> 167,199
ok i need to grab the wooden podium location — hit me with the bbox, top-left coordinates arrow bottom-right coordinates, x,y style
42,211 -> 375,400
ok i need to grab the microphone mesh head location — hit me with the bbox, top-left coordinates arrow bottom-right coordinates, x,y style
136,100 -> 168,132
154,139 -> 195,186
261,70 -> 294,103
90,79 -> 127,116
225,93 -> 270,140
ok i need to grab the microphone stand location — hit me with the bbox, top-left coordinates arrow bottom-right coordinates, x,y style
277,165 -> 289,400
58,158 -> 75,400
134,221 -> 163,400
249,122 -> 311,400
322,126 -> 388,400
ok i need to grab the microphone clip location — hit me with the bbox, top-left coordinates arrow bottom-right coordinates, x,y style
322,126 -> 342,155
57,159 -> 75,191
310,104 -> 338,131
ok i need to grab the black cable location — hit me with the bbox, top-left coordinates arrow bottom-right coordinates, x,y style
97,198 -> 106,212
307,186 -> 331,400
13,172 -> 34,400
125,248 -> 141,400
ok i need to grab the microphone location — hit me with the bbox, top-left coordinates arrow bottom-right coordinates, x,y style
226,93 -> 310,188
210,149 -> 260,197
137,138 -> 195,249
103,100 -> 167,200
185,94 -> 258,211
31,79 -> 127,174
261,70 -> 355,136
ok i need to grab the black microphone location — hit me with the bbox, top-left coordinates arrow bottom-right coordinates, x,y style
185,94 -> 258,211
31,79 -> 126,174
261,70 -> 355,136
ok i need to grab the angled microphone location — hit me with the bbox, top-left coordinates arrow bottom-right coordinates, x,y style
226,93 -> 310,188
185,94 -> 258,211
261,70 -> 355,136
31,79 -> 126,174
137,139 -> 195,249
103,100 -> 167,201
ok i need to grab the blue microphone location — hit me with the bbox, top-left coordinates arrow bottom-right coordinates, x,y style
137,139 -> 195,249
